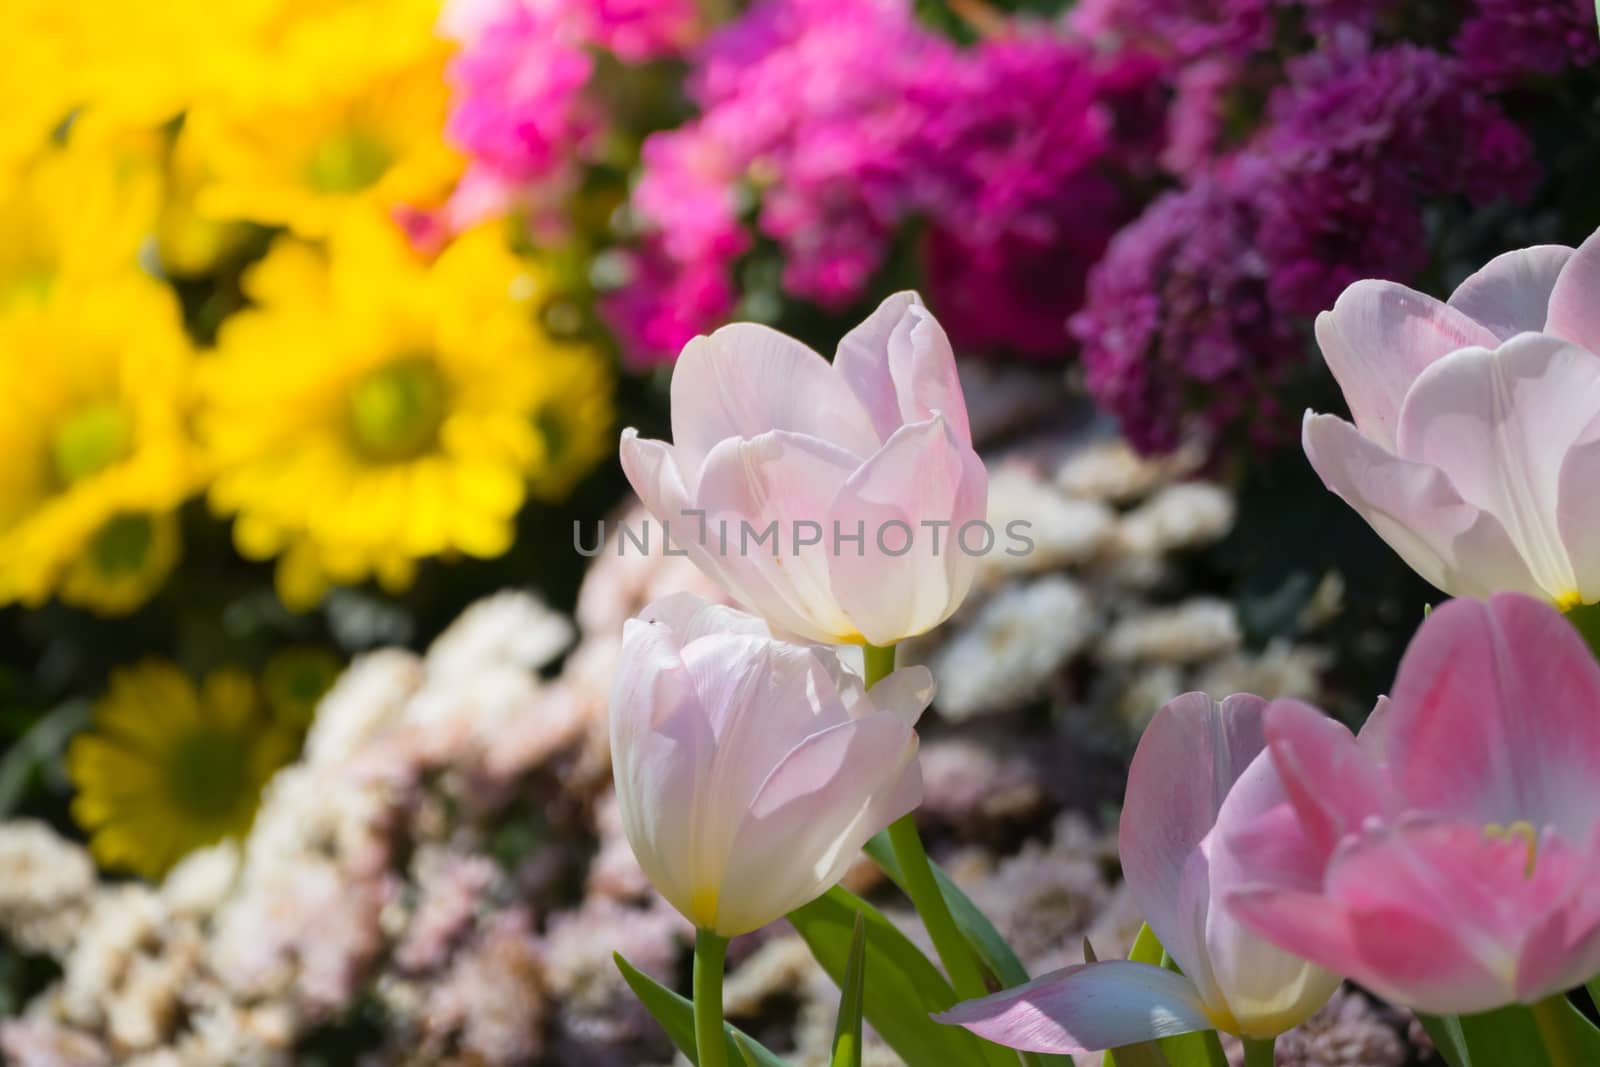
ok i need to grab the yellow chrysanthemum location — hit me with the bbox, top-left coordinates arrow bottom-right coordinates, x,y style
526,346 -> 617,502
203,214 -> 614,609
0,131 -> 164,312
0,279 -> 199,611
0,1 -> 80,171
68,661 -> 298,879
183,49 -> 460,237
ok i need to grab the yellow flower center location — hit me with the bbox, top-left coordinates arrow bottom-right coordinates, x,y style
167,728 -> 254,816
52,403 -> 134,485
90,514 -> 156,577
1484,820 -> 1539,877
347,356 -> 448,462
305,131 -> 394,194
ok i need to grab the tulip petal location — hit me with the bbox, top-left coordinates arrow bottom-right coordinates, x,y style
1302,413 -> 1544,600
716,713 -> 920,935
1316,819 -> 1580,1013
1396,336 -> 1600,601
1557,420 -> 1600,603
1120,693 -> 1267,999
855,664 -> 935,728
639,591 -> 771,645
692,430 -> 864,643
1383,594 -> 1600,840
621,429 -> 757,622
1446,244 -> 1573,341
1315,280 -> 1498,450
669,324 -> 880,471
1207,749 -> 1343,1036
610,617 -> 716,924
934,960 -> 1214,1053
1263,700 -> 1389,857
1548,228 -> 1600,354
826,417 -> 987,646
835,291 -> 972,446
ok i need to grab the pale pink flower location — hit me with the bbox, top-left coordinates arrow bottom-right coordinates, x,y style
1220,593 -> 1600,1015
1304,229 -> 1600,606
619,292 -> 988,646
609,593 -> 930,936
939,693 -> 1338,1052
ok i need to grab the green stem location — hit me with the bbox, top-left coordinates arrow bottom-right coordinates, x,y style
864,641 -> 990,1002
1242,1037 -> 1274,1067
1530,994 -> 1583,1067
694,929 -> 729,1067
1587,976 -> 1600,1016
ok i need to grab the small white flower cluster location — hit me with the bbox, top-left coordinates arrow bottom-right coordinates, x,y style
916,423 -> 1327,735
0,577 -> 701,1067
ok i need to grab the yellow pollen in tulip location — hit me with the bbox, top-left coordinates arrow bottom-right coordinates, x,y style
691,884 -> 720,929
1484,820 -> 1539,877
1557,590 -> 1584,611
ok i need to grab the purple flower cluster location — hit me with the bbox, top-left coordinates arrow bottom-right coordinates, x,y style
916,37 -> 1165,358
437,0 -> 701,235
1455,0 -> 1600,86
1073,180 -> 1296,454
615,2 -> 1164,363
621,0 -> 956,356
1246,39 -> 1538,315
1077,38 -> 1539,451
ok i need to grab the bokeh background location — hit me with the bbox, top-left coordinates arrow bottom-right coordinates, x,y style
0,0 -> 1596,1064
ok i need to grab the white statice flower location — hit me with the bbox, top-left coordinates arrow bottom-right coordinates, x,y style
0,1019 -> 111,1067
161,843 -> 240,921
1112,482 -> 1235,557
1114,662 -> 1187,734
393,848 -> 500,973
302,650 -> 424,767
415,911 -> 546,1065
0,820 -> 96,955
930,578 -> 1097,720
916,737 -> 1044,829
1054,438 -> 1202,504
981,464 -> 1115,581
1193,640 -> 1330,705
424,590 -> 574,681
56,885 -> 199,1053
1100,597 -> 1242,664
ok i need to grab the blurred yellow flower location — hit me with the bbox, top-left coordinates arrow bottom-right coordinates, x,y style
0,280 -> 198,612
0,132 -> 164,311
203,215 -> 613,609
184,50 -> 460,237
68,662 -> 297,878
60,511 -> 185,616
262,645 -> 343,730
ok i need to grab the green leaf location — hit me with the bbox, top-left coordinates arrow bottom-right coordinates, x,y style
1414,1000 -> 1600,1067
865,831 -> 1031,989
789,886 -> 1013,1067
614,952 -> 794,1067
831,912 -> 867,1067
866,833 -> 1072,1067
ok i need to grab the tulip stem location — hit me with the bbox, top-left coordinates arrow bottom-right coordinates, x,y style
1530,994 -> 1583,1067
1242,1038 -> 1274,1067
694,928 -> 729,1067
864,642 -> 989,1002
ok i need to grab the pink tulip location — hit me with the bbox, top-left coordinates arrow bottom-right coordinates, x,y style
1220,593 -> 1600,1015
619,292 -> 988,646
1304,229 -> 1600,606
938,693 -> 1339,1053
609,592 -> 931,937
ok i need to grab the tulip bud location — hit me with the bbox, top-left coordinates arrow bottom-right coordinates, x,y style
620,291 -> 988,647
609,592 -> 931,936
